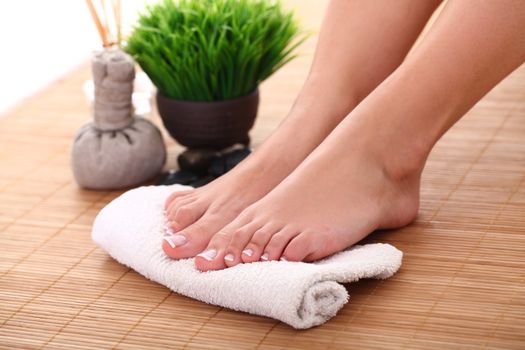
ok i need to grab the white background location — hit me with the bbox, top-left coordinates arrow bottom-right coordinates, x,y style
0,0 -> 154,116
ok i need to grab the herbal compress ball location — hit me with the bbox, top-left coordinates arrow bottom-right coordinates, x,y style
71,48 -> 166,190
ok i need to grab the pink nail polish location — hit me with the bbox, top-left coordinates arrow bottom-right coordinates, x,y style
224,254 -> 234,262
260,253 -> 269,261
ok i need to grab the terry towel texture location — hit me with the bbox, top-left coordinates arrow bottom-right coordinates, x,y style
92,185 -> 403,329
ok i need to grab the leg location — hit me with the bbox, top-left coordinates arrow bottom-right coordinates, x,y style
198,0 -> 525,270
163,0 -> 442,259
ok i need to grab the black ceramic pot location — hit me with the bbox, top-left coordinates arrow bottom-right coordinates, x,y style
156,89 -> 259,149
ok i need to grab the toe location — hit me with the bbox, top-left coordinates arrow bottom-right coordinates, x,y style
166,195 -> 196,220
283,229 -> 338,262
222,220 -> 263,267
168,200 -> 207,232
162,213 -> 223,260
263,226 -> 300,261
164,189 -> 194,210
281,231 -> 316,262
194,212 -> 253,271
240,223 -> 282,263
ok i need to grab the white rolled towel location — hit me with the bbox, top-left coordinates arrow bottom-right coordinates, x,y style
92,185 -> 403,329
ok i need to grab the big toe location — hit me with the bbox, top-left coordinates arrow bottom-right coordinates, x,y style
194,213 -> 256,271
164,189 -> 194,210
167,200 -> 208,232
163,213 -> 223,260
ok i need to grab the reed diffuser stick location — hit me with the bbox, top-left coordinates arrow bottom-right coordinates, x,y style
99,0 -> 115,45
111,0 -> 122,46
86,0 -> 109,47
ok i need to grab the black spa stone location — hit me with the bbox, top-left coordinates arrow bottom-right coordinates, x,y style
157,146 -> 253,187
156,170 -> 199,186
189,175 -> 216,188
208,156 -> 228,177
177,148 -> 218,175
208,147 -> 251,177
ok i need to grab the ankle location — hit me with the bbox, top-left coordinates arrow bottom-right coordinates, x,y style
353,119 -> 428,185
380,142 -> 427,185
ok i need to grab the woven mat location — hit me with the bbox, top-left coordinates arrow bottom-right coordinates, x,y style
1,1 -> 524,349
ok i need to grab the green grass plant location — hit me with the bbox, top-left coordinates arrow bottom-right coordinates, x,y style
125,0 -> 305,101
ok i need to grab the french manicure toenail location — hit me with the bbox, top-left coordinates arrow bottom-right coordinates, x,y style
163,234 -> 187,248
261,253 -> 269,261
224,254 -> 234,262
242,249 -> 253,257
163,236 -> 176,248
197,249 -> 217,261
280,256 -> 287,261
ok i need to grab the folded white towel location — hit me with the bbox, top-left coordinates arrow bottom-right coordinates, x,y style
92,184 -> 403,329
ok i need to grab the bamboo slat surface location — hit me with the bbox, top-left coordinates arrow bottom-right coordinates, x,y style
1,1 -> 524,349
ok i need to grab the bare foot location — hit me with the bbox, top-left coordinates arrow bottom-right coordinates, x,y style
172,0 -> 525,270
159,0 -> 441,261
161,92 -> 356,259
161,157 -> 283,258
192,107 -> 423,271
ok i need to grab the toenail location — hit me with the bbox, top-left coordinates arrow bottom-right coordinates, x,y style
163,221 -> 176,235
197,249 -> 217,261
260,253 -> 269,261
242,249 -> 253,257
280,256 -> 287,261
224,254 -> 234,262
163,234 -> 187,248
163,221 -> 173,231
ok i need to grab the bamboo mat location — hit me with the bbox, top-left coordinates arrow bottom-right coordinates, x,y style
1,1 -> 525,349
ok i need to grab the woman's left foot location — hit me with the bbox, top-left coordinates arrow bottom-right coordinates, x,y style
190,110 -> 424,271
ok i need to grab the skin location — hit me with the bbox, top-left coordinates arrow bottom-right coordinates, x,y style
165,0 -> 525,271
162,0 -> 442,259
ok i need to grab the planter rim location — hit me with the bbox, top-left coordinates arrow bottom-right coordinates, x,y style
157,88 -> 259,106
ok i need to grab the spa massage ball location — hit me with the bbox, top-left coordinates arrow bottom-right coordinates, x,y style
71,48 -> 166,190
